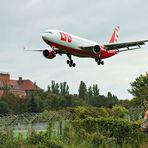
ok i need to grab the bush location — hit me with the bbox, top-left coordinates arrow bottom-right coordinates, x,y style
71,117 -> 146,147
28,131 -> 64,148
112,105 -> 128,118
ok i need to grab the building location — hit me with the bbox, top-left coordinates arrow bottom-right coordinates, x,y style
0,73 -> 41,97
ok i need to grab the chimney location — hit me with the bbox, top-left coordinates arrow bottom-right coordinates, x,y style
19,77 -> 22,81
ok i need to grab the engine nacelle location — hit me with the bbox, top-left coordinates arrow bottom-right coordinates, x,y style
43,50 -> 55,59
93,45 -> 101,53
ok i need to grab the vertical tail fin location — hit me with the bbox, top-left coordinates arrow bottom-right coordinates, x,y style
109,26 -> 120,43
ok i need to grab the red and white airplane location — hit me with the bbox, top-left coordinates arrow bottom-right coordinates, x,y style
29,26 -> 148,67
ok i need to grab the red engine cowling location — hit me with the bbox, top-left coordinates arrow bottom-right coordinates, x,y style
43,50 -> 55,59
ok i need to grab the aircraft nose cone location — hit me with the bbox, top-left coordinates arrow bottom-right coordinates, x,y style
42,33 -> 47,40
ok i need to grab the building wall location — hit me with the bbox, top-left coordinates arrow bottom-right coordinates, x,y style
0,73 -> 40,97
0,73 -> 10,81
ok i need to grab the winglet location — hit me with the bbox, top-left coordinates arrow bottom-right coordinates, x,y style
109,26 -> 120,43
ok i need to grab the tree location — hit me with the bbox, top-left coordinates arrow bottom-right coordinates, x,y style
60,82 -> 69,95
92,84 -> 99,96
106,92 -> 118,107
0,101 -> 10,114
50,80 -> 60,94
28,94 -> 38,113
118,99 -> 131,109
128,72 -> 148,105
88,86 -> 93,97
46,93 -> 62,109
0,92 -> 23,114
89,95 -> 107,107
78,81 -> 87,99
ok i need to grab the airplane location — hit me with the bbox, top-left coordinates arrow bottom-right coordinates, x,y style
27,26 -> 148,67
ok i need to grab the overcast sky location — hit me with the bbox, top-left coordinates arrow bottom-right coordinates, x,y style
0,0 -> 148,99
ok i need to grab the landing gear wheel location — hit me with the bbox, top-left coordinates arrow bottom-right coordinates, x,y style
70,60 -> 73,65
101,61 -> 104,65
96,58 -> 104,65
97,59 -> 101,65
68,60 -> 75,67
66,54 -> 76,67
69,63 -> 72,67
73,63 -> 76,67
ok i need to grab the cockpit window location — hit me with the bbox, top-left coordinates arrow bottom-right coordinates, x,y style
44,31 -> 53,34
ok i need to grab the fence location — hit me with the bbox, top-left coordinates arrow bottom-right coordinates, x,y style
0,111 -> 71,138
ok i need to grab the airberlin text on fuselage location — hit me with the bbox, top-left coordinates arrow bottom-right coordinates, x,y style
60,32 -> 72,43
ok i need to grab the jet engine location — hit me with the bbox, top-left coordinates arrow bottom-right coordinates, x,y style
43,50 -> 56,59
93,45 -> 101,53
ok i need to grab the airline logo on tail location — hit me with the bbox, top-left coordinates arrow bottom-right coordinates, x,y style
109,26 -> 120,43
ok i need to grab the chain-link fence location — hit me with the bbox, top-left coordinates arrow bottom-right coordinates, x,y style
0,111 -> 72,138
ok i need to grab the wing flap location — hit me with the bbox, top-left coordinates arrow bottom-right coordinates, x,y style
104,40 -> 148,50
79,40 -> 148,52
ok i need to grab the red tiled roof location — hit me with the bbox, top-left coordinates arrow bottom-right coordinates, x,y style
18,80 -> 35,90
9,80 -> 18,86
9,80 -> 20,89
9,79 -> 37,91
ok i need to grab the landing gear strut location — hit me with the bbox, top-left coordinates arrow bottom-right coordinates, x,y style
67,54 -> 76,67
95,58 -> 104,65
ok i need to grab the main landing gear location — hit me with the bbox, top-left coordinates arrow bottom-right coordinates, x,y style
67,54 -> 76,67
95,58 -> 104,65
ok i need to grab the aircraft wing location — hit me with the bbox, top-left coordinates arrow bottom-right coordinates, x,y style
79,40 -> 148,52
24,48 -> 66,55
78,46 -> 95,52
104,40 -> 148,52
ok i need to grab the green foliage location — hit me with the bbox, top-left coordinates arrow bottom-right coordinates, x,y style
66,106 -> 111,120
28,131 -> 64,148
87,86 -> 93,97
67,106 -> 97,119
62,120 -> 113,147
112,105 -> 128,119
97,107 -> 111,117
118,99 -> 131,109
92,84 -> 99,96
46,93 -> 61,109
89,95 -> 106,107
27,94 -> 38,113
0,132 -> 27,148
78,81 -> 87,99
0,107 -> 148,147
107,92 -> 118,107
89,94 -> 118,108
0,92 -> 27,114
60,82 -> 69,95
0,80 -> 120,115
0,101 -> 10,114
71,117 -> 147,147
48,80 -> 60,94
129,72 -> 148,105
59,94 -> 84,108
